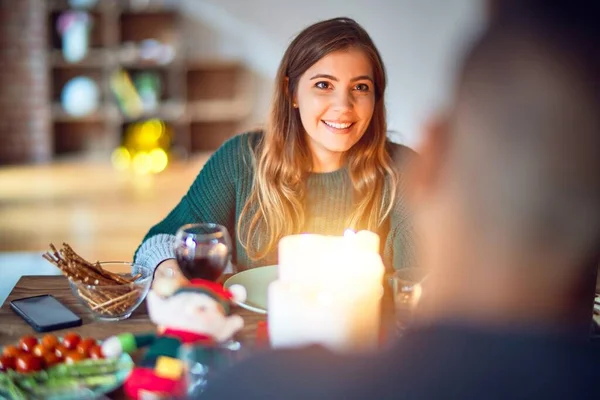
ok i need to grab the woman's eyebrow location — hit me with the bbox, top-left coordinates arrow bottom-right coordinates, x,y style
309,74 -> 374,83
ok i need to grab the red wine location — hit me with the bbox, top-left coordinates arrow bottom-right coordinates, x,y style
175,242 -> 230,281
176,256 -> 226,281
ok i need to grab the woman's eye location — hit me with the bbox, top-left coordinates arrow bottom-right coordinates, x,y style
315,81 -> 331,90
354,83 -> 370,92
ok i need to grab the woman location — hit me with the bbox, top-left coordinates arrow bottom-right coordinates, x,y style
134,17 -> 415,279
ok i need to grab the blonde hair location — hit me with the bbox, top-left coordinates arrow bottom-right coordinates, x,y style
238,17 -> 397,260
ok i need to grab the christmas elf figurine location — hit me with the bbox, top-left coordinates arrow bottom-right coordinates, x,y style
102,279 -> 246,400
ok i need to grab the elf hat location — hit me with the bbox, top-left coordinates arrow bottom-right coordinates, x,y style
174,279 -> 246,315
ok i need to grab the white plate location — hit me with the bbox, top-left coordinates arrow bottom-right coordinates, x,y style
224,265 -> 278,314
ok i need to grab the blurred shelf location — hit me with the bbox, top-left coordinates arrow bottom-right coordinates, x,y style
49,49 -> 114,68
48,0 -> 118,13
118,58 -> 183,69
46,0 -> 251,157
186,59 -> 243,71
116,43 -> 185,69
52,104 -> 119,122
187,99 -> 251,123
121,0 -> 181,13
120,101 -> 186,123
48,0 -> 180,13
120,7 -> 180,15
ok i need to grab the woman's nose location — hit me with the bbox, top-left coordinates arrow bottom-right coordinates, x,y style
332,90 -> 353,110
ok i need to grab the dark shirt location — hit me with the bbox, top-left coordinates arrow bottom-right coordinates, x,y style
199,323 -> 600,400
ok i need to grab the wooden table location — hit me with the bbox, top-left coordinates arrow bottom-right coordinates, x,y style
0,275 -> 266,399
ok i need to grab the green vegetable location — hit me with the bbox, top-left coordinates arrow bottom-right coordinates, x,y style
0,358 -> 133,400
0,372 -> 27,400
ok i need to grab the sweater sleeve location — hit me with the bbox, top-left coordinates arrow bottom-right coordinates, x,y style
133,133 -> 250,271
384,181 -> 416,271
384,142 -> 418,271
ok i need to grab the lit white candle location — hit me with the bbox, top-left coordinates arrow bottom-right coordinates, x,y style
343,229 -> 380,254
268,231 -> 384,352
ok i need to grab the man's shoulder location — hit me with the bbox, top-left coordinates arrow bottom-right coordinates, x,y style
200,345 -> 367,399
200,325 -> 600,400
387,324 -> 600,399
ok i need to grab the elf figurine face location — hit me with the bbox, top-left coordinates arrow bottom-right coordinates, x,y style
147,280 -> 247,343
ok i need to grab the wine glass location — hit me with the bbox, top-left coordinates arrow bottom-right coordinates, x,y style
174,223 -> 232,281
389,268 -> 428,336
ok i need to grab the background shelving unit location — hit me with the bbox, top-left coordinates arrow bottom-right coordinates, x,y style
47,0 -> 252,158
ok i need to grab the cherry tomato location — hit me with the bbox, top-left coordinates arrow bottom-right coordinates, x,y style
41,334 -> 59,350
18,335 -> 38,353
43,352 -> 61,367
32,343 -> 50,357
2,345 -> 21,358
54,344 -> 69,359
62,332 -> 81,350
15,354 -> 44,373
88,345 -> 104,360
64,351 -> 85,364
0,355 -> 16,371
76,338 -> 96,356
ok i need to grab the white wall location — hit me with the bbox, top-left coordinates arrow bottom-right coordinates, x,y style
181,0 -> 484,149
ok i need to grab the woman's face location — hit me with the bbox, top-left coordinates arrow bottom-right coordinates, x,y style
294,47 -> 376,171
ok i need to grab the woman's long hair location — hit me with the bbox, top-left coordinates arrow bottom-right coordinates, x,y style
238,17 -> 397,260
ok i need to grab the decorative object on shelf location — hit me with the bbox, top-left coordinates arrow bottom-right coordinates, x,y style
134,71 -> 162,112
68,0 -> 99,9
268,230 -> 385,353
47,0 -> 247,158
128,0 -> 180,11
56,11 -> 93,63
111,119 -> 172,175
119,40 -> 176,66
138,39 -> 176,65
101,278 -> 246,399
110,69 -> 144,118
60,76 -> 100,117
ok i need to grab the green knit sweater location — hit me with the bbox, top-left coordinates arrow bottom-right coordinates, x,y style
134,131 -> 415,272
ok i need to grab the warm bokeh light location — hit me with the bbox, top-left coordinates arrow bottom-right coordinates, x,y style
110,147 -> 131,171
148,148 -> 169,174
113,119 -> 171,175
132,152 -> 152,175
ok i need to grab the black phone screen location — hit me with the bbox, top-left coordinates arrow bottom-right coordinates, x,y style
10,295 -> 82,332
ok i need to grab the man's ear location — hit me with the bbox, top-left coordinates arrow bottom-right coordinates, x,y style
408,111 -> 451,203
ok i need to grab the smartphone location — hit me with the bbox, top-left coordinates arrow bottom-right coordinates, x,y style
10,294 -> 82,332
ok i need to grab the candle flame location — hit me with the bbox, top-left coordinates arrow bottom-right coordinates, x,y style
343,229 -> 356,237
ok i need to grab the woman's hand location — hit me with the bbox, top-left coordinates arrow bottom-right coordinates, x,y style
154,259 -> 183,281
152,259 -> 187,296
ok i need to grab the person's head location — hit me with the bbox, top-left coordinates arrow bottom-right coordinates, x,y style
281,19 -> 385,171
239,17 -> 396,260
412,2 -> 600,325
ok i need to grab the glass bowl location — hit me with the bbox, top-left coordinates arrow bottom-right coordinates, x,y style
68,262 -> 153,321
